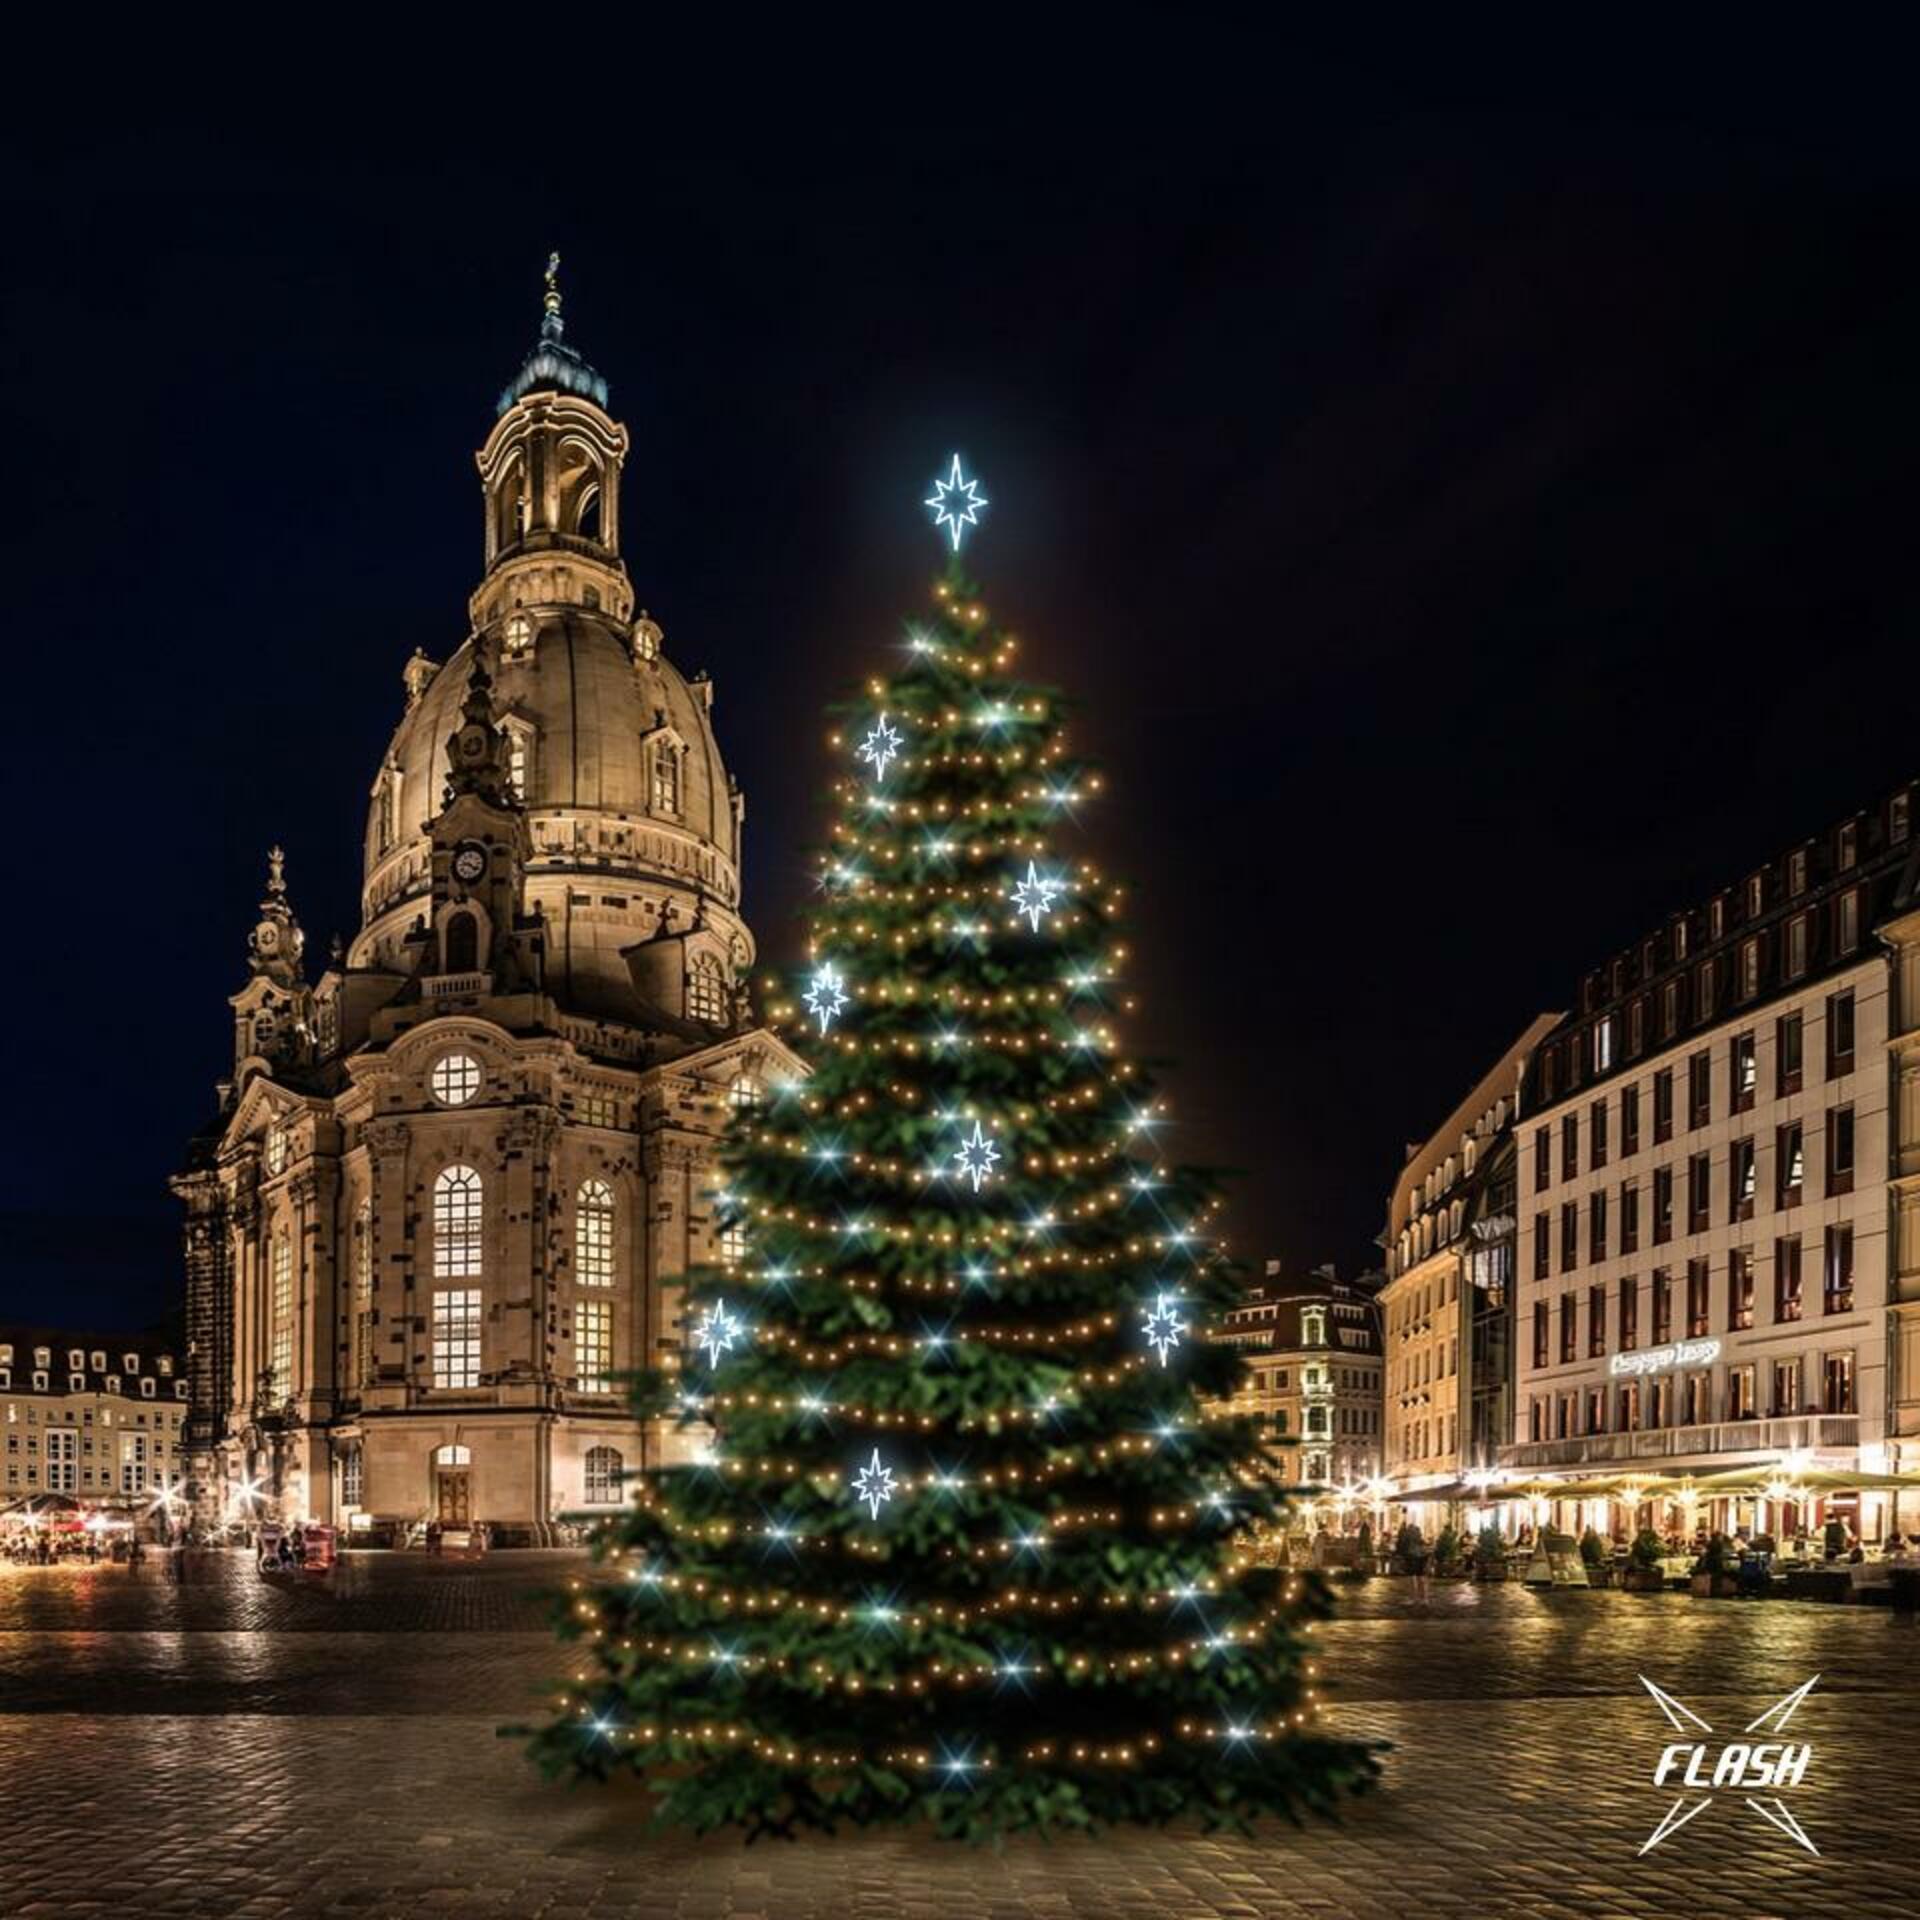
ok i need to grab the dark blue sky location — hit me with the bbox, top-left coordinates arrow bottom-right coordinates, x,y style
4,27 -> 1919,1330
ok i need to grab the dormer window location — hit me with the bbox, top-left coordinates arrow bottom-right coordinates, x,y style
89,1350 -> 105,1373
1788,848 -> 1809,895
651,739 -> 683,815
687,954 -> 727,1025
69,1373 -> 85,1392
140,1377 -> 155,1399
1709,896 -> 1726,941
70,1350 -> 85,1372
1838,820 -> 1859,871
1746,873 -> 1765,917
33,1348 -> 49,1370
1673,919 -> 1689,962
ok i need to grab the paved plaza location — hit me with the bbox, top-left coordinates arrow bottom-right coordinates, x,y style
0,1552 -> 1914,1918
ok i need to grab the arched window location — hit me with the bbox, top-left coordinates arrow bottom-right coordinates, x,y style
269,1230 -> 293,1401
502,611 -> 533,659
576,1179 -> 615,1287
443,910 -> 479,975
433,1166 -> 483,1279
352,1202 -> 375,1390
434,1443 -> 471,1467
375,775 -> 395,856
584,1445 -> 623,1504
576,484 -> 601,542
687,956 -> 726,1025
651,740 -> 682,815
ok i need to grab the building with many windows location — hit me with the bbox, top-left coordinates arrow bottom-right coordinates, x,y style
1379,1016 -> 1558,1512
1509,780 -> 1919,1528
1211,1262 -> 1384,1489
0,1328 -> 188,1513
173,269 -> 800,1541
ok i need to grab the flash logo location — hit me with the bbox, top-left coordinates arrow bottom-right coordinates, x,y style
1638,1676 -> 1820,1856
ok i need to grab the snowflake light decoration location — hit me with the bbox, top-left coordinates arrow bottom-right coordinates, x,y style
857,713 -> 903,782
951,1119 -> 1001,1193
924,453 -> 988,552
694,1299 -> 743,1369
1142,1292 -> 1188,1367
1010,860 -> 1063,933
851,1447 -> 898,1522
804,963 -> 849,1034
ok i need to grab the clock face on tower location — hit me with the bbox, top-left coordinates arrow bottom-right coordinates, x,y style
451,841 -> 488,885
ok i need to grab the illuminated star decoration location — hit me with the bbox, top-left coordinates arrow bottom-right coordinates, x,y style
851,1447 -> 898,1522
694,1300 -> 743,1369
951,1120 -> 1001,1193
924,453 -> 988,552
804,963 -> 849,1034
1010,860 -> 1063,933
1142,1293 -> 1188,1367
857,713 -> 903,782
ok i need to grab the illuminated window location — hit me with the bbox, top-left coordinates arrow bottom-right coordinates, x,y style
341,1449 -> 363,1508
576,1301 -> 612,1392
687,957 -> 727,1025
652,741 -> 682,815
430,1052 -> 482,1107
720,1217 -> 749,1268
584,1444 -> 623,1504
577,1091 -> 619,1128
576,1179 -> 615,1287
431,1288 -> 481,1389
120,1433 -> 148,1495
353,1202 -> 376,1390
265,1125 -> 288,1176
503,612 -> 533,658
270,1231 -> 293,1400
506,725 -> 532,801
433,1166 -> 483,1280
728,1073 -> 762,1111
45,1428 -> 76,1494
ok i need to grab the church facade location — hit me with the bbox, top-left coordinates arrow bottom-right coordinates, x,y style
174,269 -> 797,1541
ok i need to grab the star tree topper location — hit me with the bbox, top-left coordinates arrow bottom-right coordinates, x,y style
951,1119 -> 1001,1193
1142,1292 -> 1188,1366
857,712 -> 903,782
804,962 -> 849,1034
925,453 -> 988,552
851,1447 -> 898,1521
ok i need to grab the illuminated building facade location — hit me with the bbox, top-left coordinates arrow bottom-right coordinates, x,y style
1212,1262 -> 1384,1488
1509,782 -> 1919,1521
1380,1017 -> 1558,1509
173,270 -> 799,1540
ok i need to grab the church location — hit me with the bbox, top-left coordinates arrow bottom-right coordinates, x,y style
173,265 -> 799,1542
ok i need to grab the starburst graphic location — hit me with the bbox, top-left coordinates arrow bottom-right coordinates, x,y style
951,1119 -> 1001,1193
693,1300 -> 742,1369
851,1447 -> 898,1522
1637,1675 -> 1821,1857
924,453 -> 988,552
1010,860 -> 1062,933
804,963 -> 849,1034
857,713 -> 903,782
1141,1292 -> 1188,1366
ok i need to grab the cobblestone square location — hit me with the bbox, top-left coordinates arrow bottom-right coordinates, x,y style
0,1552 -> 1913,1919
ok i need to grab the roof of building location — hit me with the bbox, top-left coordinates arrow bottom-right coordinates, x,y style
0,1325 -> 182,1396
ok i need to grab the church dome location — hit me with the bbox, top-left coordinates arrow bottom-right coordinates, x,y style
348,271 -> 750,1025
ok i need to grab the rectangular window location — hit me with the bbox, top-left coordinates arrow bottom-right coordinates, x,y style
1628,999 -> 1646,1058
1731,1031 -> 1757,1112
1687,1051 -> 1712,1130
1534,1126 -> 1551,1193
1772,1359 -> 1801,1417
1775,1237 -> 1803,1323
1561,1114 -> 1580,1183
1827,991 -> 1856,1078
1618,1275 -> 1639,1349
1697,961 -> 1717,1023
1827,1106 -> 1856,1196
1776,1122 -> 1804,1209
1588,1284 -> 1607,1358
1533,1212 -> 1550,1282
1618,1379 -> 1642,1431
1652,1268 -> 1673,1344
1560,1202 -> 1579,1273
1786,914 -> 1809,978
1837,890 -> 1861,954
1559,1292 -> 1577,1365
1588,1190 -> 1608,1263
1777,1010 -> 1804,1095
1729,1137 -> 1756,1222
1686,1153 -> 1711,1234
1683,1371 -> 1711,1426
1728,1364 -> 1757,1421
1653,1069 -> 1674,1143
1532,1300 -> 1548,1370
1620,1083 -> 1640,1157
1661,979 -> 1681,1039
431,1288 -> 482,1390
1585,1385 -> 1608,1433
1685,1258 -> 1710,1339
1590,1098 -> 1609,1170
44,1428 -> 76,1494
1824,1226 -> 1854,1314
1824,1350 -> 1856,1413
1620,1180 -> 1640,1254
576,1301 -> 612,1393
1727,1248 -> 1754,1331
1738,938 -> 1761,1001
1653,1166 -> 1674,1245
120,1433 -> 149,1496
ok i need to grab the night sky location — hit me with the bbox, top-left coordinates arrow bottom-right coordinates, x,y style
4,35 -> 1918,1332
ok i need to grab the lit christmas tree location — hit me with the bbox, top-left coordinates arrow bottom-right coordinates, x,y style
526,460 -> 1379,1836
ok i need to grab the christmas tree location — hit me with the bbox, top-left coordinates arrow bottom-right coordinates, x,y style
526,460 -> 1379,1836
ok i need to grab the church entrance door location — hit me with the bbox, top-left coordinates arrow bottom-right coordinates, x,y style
436,1469 -> 471,1525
